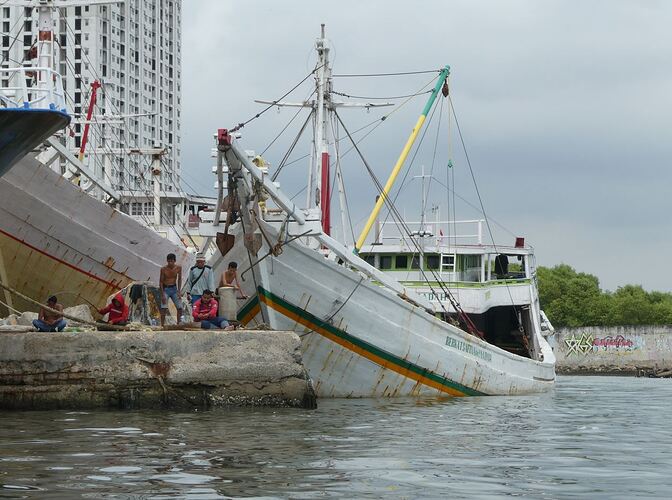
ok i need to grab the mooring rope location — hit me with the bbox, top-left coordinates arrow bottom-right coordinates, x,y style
0,279 -> 149,331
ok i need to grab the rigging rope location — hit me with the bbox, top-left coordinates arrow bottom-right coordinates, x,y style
332,89 -> 433,100
448,96 -> 522,328
334,108 -> 483,338
230,64 -> 324,133
332,69 -> 442,77
60,19 -> 197,247
261,89 -> 315,156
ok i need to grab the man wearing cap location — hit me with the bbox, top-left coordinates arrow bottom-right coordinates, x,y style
33,295 -> 67,332
186,253 -> 216,306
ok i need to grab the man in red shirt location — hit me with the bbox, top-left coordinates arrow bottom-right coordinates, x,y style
98,293 -> 130,325
191,289 -> 233,330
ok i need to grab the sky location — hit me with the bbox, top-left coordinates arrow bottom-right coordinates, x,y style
181,0 -> 672,292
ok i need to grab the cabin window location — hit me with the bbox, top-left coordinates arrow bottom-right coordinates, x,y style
441,254 -> 455,272
362,254 -> 375,266
380,255 -> 392,270
395,255 -> 408,269
462,254 -> 481,270
426,254 -> 440,270
411,256 -> 420,269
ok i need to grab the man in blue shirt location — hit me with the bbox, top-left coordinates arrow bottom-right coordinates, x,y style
186,253 -> 215,305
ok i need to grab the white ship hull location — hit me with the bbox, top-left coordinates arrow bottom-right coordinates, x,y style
0,155 -> 192,315
222,222 -> 556,397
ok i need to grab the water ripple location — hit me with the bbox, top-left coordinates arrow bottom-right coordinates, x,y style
0,376 -> 670,497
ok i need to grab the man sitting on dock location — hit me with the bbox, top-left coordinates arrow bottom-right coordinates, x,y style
160,253 -> 183,326
192,289 -> 233,330
32,295 -> 66,332
186,253 -> 215,305
97,293 -> 129,326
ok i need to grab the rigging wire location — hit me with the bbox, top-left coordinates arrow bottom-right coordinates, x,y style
332,89 -> 432,100
266,75 -> 439,179
429,176 -> 519,237
448,95 -> 522,326
61,14 -> 197,246
57,32 -> 190,246
260,89 -> 315,156
332,69 -> 442,78
337,75 -> 439,161
335,106 -> 483,337
329,112 -> 357,246
230,63 -> 324,133
271,110 -> 313,182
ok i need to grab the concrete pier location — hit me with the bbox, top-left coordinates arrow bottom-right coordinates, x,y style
0,330 -> 316,410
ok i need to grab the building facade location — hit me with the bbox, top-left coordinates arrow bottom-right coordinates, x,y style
1,0 -> 182,206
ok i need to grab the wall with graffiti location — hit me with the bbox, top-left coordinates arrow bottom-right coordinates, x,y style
553,326 -> 672,373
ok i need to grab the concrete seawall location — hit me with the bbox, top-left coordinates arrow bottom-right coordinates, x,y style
554,325 -> 672,375
0,330 -> 316,409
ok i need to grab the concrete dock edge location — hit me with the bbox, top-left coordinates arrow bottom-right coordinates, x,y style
0,330 -> 317,410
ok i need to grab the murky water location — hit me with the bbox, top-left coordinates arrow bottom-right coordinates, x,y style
1,376 -> 671,498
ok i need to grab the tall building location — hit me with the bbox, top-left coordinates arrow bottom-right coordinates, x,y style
1,0 -> 182,221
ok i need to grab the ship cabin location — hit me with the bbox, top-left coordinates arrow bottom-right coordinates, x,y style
359,219 -> 540,358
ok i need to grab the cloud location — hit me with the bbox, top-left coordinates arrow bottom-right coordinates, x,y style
180,0 -> 672,291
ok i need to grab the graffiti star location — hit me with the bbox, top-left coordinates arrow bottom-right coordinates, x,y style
578,333 -> 595,354
565,335 -> 581,356
564,333 -> 594,356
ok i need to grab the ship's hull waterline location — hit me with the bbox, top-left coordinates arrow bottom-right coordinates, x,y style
222,223 -> 556,398
0,155 -> 192,315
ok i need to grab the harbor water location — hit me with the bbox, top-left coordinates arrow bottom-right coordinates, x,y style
1,376 -> 671,498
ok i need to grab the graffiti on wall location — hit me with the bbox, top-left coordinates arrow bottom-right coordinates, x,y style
564,333 -> 640,356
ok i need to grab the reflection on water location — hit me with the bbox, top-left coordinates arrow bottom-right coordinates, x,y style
1,376 -> 671,498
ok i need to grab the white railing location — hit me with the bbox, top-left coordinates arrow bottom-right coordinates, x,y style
0,66 -> 67,113
377,219 -> 484,245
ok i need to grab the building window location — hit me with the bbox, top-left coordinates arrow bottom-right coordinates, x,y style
131,202 -> 142,216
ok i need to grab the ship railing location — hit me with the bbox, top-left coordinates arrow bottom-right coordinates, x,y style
0,66 -> 67,113
376,219 -> 484,245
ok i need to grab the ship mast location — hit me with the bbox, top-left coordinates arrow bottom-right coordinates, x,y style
312,24 -> 332,234
255,24 -> 391,239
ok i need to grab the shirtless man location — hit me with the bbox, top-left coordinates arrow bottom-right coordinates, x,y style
159,253 -> 183,326
219,261 -> 248,299
33,295 -> 67,332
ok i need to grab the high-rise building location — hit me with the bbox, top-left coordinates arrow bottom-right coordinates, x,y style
0,0 -> 182,212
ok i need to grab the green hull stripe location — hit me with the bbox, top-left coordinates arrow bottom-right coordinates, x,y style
237,295 -> 260,322
258,287 -> 486,396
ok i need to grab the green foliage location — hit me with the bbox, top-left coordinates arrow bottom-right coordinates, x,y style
537,265 -> 672,327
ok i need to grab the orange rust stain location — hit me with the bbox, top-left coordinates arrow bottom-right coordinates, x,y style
149,362 -> 171,378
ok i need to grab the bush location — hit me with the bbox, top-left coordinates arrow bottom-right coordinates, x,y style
537,265 -> 672,327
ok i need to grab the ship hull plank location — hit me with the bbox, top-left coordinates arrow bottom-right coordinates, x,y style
220,223 -> 556,398
0,155 -> 192,314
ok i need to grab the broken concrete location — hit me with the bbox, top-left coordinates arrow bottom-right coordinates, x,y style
16,311 -> 37,326
63,304 -> 95,326
0,329 -> 316,410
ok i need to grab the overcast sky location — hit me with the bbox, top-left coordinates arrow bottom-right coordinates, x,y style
181,0 -> 672,292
